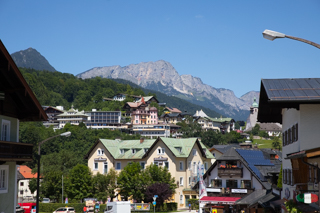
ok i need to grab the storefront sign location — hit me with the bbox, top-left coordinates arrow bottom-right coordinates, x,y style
231,189 -> 247,193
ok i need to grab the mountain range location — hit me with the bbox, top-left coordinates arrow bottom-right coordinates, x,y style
77,60 -> 259,120
11,48 -> 259,121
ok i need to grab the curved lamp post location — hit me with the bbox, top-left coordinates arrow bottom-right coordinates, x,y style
36,131 -> 71,213
262,29 -> 320,49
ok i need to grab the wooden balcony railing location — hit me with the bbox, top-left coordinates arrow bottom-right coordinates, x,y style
0,140 -> 33,163
218,167 -> 243,178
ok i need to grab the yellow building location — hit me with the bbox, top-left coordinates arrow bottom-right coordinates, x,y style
85,137 -> 215,208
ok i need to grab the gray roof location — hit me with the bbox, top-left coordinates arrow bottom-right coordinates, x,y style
216,147 -> 242,161
235,189 -> 266,205
257,192 -> 280,208
258,78 -> 320,123
212,144 -> 240,154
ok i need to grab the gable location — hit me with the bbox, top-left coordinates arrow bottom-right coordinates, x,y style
0,40 -> 47,121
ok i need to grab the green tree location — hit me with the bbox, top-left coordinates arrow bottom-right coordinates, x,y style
117,162 -> 146,202
28,178 -> 37,194
177,116 -> 202,138
105,168 -> 118,201
65,164 -> 93,201
251,124 -> 260,135
41,170 -> 64,201
272,136 -> 281,150
92,173 -> 109,202
143,164 -> 176,192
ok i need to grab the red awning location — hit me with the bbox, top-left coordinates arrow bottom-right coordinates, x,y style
200,196 -> 241,205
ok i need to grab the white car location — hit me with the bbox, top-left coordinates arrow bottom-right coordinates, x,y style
42,198 -> 50,203
53,207 -> 75,213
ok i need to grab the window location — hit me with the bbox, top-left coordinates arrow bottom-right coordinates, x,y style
180,195 -> 183,204
20,182 -> 24,186
211,179 -> 222,188
204,162 -> 208,170
164,161 -> 169,169
140,162 -> 145,169
1,120 -> 10,141
120,149 -> 125,154
179,161 -> 184,170
132,149 -> 136,154
104,162 -> 108,174
94,162 -> 98,170
193,149 -> 197,156
157,148 -> 165,155
153,161 -> 159,167
175,147 -> 182,153
188,177 -> 191,186
144,148 -> 149,153
188,161 -> 191,170
226,179 -> 238,188
0,165 -> 9,193
180,177 -> 184,186
243,180 -> 251,188
101,149 -> 104,155
97,149 -> 101,156
193,162 -> 197,174
116,162 -> 121,170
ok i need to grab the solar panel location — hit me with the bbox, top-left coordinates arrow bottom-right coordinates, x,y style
236,149 -> 274,181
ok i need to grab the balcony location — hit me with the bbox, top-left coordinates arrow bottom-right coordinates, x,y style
206,187 -> 254,198
218,167 -> 243,178
0,140 -> 33,163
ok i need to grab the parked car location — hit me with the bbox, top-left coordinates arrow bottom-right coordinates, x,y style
53,207 -> 75,213
23,196 -> 34,201
16,205 -> 25,213
42,198 -> 50,203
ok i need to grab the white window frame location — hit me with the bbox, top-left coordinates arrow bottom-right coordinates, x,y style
180,195 -> 183,204
0,165 -> 8,193
97,149 -> 101,156
132,149 -> 136,154
157,148 -> 165,155
189,176 -> 191,186
140,161 -> 146,169
94,162 -> 98,170
120,149 -> 125,154
103,162 -> 108,174
116,162 -> 121,170
179,161 -> 184,171
164,161 -> 169,169
188,161 -> 191,170
101,149 -> 104,155
153,161 -> 159,167
180,177 -> 184,186
1,120 -> 10,141
144,148 -> 148,153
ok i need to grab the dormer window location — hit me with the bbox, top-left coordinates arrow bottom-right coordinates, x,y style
144,148 -> 149,153
132,149 -> 137,154
175,147 -> 182,153
120,149 -> 125,154
193,149 -> 197,156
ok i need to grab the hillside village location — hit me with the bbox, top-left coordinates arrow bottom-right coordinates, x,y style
1,35 -> 320,213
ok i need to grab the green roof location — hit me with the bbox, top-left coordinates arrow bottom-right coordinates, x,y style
99,137 -> 214,160
252,97 -> 259,108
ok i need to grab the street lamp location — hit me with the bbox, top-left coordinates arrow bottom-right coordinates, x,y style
262,29 -> 320,49
36,131 -> 71,213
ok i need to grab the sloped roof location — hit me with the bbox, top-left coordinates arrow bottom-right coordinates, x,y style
18,165 -> 37,179
0,40 -> 47,121
211,144 -> 240,154
257,192 -> 280,208
136,96 -> 159,103
165,107 -> 182,113
235,189 -> 267,205
194,109 -> 208,118
258,78 -> 320,123
161,137 -> 214,159
87,137 -> 214,160
100,138 -> 156,159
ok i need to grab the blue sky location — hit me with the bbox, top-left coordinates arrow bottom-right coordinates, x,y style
1,0 -> 319,97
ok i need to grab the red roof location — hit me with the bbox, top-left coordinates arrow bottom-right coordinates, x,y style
200,196 -> 241,204
18,165 -> 38,179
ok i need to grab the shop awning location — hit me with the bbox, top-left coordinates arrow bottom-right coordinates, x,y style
200,196 -> 241,205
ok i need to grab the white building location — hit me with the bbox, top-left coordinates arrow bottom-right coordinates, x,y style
56,105 -> 88,129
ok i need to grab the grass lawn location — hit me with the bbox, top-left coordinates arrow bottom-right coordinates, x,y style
252,138 -> 282,150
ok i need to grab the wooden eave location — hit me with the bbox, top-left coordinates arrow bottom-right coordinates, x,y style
0,40 -> 47,121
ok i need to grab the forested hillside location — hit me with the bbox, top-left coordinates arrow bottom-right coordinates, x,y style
21,68 -> 222,118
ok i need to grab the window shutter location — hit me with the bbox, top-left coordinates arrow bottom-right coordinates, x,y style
296,123 -> 298,141
283,169 -> 287,184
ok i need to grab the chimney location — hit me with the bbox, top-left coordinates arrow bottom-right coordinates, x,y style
140,137 -> 144,143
